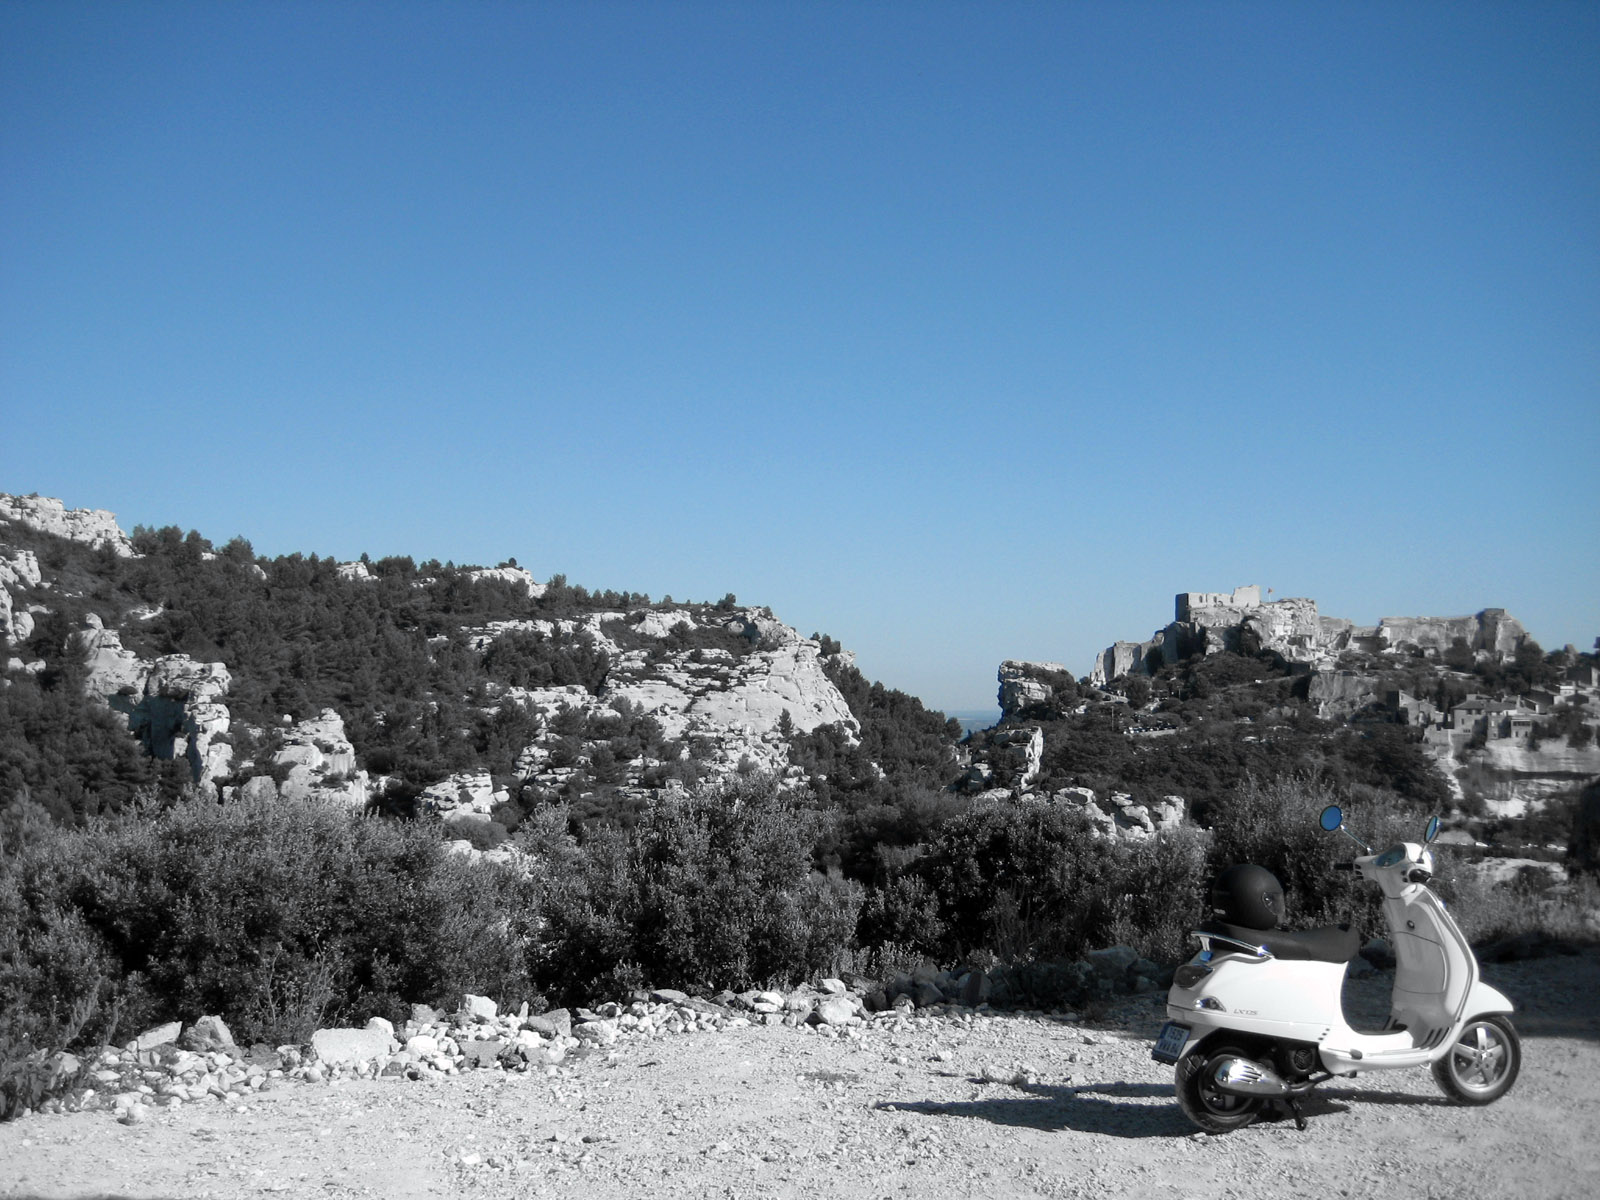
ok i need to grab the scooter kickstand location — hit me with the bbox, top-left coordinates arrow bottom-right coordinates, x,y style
1285,1096 -> 1308,1132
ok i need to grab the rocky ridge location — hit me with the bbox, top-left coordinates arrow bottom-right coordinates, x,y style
1089,584 -> 1531,685
1,494 -> 865,813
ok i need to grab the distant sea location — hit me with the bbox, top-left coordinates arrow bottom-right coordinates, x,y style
945,709 -> 1000,736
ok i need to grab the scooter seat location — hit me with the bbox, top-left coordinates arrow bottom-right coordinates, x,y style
1200,919 -> 1360,964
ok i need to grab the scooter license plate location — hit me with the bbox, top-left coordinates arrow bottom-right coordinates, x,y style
1151,1021 -> 1190,1064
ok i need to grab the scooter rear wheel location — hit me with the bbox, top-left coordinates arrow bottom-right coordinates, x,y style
1176,1045 -> 1263,1134
1432,1014 -> 1520,1105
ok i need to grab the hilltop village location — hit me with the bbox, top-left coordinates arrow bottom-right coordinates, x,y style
971,585 -> 1597,829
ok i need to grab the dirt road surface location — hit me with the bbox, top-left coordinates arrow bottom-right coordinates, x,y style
4,951 -> 1598,1200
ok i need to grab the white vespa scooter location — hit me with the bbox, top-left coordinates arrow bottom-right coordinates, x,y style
1152,805 -> 1519,1132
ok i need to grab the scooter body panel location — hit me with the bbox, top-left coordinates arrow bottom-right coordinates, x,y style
1167,954 -> 1346,1053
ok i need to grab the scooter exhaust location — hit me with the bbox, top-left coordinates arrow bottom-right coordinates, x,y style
1210,1056 -> 1291,1097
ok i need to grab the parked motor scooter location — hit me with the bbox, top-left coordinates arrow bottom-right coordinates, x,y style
1152,805 -> 1519,1133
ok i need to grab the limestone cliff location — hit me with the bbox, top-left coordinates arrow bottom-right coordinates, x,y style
1451,738 -> 1600,816
1053,786 -> 1187,842
261,710 -> 369,807
469,605 -> 860,791
1377,610 -> 1527,658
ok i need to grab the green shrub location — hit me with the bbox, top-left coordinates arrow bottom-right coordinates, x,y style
0,794 -> 545,1053
525,775 -> 863,999
858,872 -> 947,955
1103,826 -> 1210,963
915,800 -> 1124,962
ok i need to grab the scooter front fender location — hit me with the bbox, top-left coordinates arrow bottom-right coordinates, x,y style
1464,978 -> 1514,1018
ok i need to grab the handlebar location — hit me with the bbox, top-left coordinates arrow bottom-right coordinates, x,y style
1334,862 -> 1356,872
1406,867 -> 1432,884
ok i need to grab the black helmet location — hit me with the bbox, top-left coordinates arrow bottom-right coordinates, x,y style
1211,864 -> 1285,931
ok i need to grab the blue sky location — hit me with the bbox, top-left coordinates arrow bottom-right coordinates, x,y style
3,1 -> 1596,713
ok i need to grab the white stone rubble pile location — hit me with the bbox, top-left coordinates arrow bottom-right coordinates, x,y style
23,952 -> 1165,1125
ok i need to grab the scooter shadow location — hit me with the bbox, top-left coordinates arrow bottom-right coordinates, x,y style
1311,1084 -> 1450,1110
875,1078 -> 1450,1137
876,1080 -> 1193,1139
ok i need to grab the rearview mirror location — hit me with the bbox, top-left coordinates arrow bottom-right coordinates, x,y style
1319,805 -> 1344,833
1425,815 -> 1440,843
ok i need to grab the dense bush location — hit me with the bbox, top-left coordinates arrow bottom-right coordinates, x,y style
0,794 -> 545,1054
480,628 -> 610,694
857,800 -> 1209,968
525,775 -> 862,1001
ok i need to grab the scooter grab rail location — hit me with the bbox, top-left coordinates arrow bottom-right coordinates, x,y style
1191,930 -> 1271,958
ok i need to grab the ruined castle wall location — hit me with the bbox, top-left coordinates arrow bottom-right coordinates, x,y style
1175,585 -> 1261,622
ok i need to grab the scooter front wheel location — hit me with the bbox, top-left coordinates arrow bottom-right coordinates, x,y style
1175,1046 -> 1263,1134
1433,1014 -> 1520,1105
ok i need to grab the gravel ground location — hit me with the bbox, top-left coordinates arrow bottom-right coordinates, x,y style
4,950 -> 1598,1200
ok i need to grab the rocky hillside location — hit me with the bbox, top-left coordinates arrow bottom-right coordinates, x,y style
5,495 -> 1595,863
0,492 -> 953,845
969,586 -> 1598,846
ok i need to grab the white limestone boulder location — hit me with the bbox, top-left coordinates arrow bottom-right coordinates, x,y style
272,709 -> 368,805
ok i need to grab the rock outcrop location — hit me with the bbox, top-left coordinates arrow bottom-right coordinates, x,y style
997,661 -> 1075,719
266,709 -> 369,806
77,615 -> 234,791
1,546 -> 42,648
0,493 -> 135,556
336,561 -> 545,600
464,565 -> 545,600
1050,786 -> 1186,841
472,606 -> 860,788
418,771 -> 504,824
1453,738 -> 1600,816
1307,671 -> 1384,718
